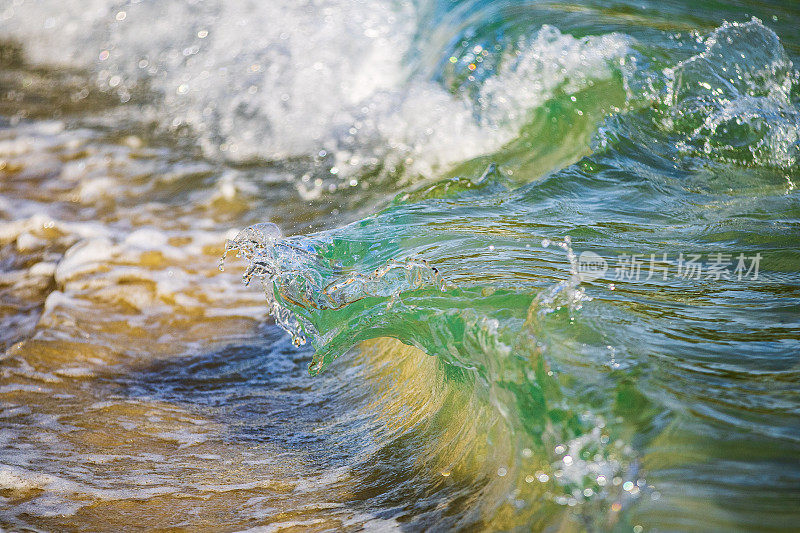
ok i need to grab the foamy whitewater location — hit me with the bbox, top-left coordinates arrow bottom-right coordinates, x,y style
2,0 -> 630,176
1,1 -> 799,531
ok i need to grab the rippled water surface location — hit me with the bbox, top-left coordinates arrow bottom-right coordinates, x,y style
1,1 -> 799,531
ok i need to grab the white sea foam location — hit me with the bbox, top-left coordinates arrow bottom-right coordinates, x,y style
2,1 -> 630,176
0,464 -> 178,501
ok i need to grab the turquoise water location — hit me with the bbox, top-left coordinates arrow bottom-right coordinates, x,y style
1,1 -> 799,530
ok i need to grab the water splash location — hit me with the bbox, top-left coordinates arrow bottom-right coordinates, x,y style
666,19 -> 799,168
535,236 -> 590,315
595,18 -> 800,174
221,222 -> 448,359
